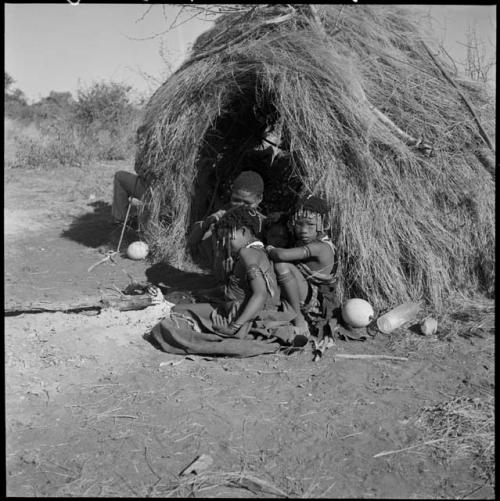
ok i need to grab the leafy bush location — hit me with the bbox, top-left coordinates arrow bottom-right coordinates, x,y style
73,81 -> 141,160
31,91 -> 75,125
74,81 -> 135,128
5,76 -> 143,168
5,71 -> 33,123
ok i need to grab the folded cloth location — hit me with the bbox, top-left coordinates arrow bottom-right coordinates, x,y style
150,319 -> 281,357
149,303 -> 296,358
335,323 -> 369,341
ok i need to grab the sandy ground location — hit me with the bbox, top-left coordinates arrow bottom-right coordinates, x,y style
5,161 -> 495,498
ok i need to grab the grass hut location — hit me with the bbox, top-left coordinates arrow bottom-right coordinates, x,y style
135,4 -> 495,310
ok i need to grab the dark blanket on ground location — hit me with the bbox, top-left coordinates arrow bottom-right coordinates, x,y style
150,303 -> 297,358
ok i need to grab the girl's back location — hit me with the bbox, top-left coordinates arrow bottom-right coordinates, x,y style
225,245 -> 280,308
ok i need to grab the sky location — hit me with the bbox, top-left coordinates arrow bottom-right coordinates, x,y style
5,3 -> 496,103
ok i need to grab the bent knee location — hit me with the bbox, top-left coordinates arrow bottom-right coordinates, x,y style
274,262 -> 292,274
172,303 -> 190,314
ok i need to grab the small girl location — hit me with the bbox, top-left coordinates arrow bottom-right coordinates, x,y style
151,206 -> 284,355
266,195 -> 336,336
208,204 -> 281,337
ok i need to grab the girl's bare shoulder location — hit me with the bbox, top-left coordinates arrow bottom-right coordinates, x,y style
239,246 -> 268,266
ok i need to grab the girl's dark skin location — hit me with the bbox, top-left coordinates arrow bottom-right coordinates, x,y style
267,213 -> 334,330
213,226 -> 270,336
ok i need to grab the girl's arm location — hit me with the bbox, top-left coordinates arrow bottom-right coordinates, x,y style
186,220 -> 208,249
268,241 -> 332,264
267,246 -> 308,262
215,249 -> 267,336
232,248 -> 268,326
186,209 -> 226,248
267,240 -> 322,262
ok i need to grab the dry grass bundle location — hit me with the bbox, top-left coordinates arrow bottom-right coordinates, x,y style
416,395 -> 495,486
151,470 -> 290,498
136,4 -> 495,310
438,293 -> 495,340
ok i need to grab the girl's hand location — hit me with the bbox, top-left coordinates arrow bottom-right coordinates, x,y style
266,246 -> 278,260
213,322 -> 241,337
206,209 -> 226,225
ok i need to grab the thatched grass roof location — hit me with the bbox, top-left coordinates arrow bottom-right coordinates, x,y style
135,4 -> 495,310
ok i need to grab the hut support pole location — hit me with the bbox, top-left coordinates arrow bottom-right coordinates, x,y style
422,41 -> 495,154
310,7 -> 433,156
307,5 -> 327,37
367,103 -> 434,155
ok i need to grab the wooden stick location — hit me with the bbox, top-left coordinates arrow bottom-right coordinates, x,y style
334,354 -> 408,362
308,5 -> 327,37
368,103 -> 433,151
5,295 -> 155,316
422,41 -> 495,154
87,251 -> 117,273
373,437 -> 447,458
116,201 -> 132,253
234,473 -> 289,498
179,454 -> 213,477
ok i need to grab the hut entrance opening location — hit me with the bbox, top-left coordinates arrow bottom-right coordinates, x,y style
190,84 -> 302,225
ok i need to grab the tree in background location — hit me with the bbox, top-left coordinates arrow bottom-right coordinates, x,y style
4,71 -> 32,121
5,76 -> 143,168
5,71 -> 15,91
73,81 -> 140,160
29,91 -> 76,130
74,81 -> 135,129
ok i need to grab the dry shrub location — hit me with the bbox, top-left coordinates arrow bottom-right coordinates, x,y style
416,395 -> 495,486
438,293 -> 495,341
6,122 -> 91,170
4,117 -> 137,170
136,5 -> 495,310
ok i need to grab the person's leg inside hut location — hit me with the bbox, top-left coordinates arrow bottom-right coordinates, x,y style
112,171 -> 145,223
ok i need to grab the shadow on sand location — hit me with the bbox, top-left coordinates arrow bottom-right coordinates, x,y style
61,200 -> 136,249
146,262 -> 219,297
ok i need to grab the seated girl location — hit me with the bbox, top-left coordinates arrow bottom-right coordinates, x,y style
266,195 -> 336,337
150,206 -> 297,357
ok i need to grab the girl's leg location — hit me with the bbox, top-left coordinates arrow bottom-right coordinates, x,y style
275,262 -> 309,333
172,302 -> 214,316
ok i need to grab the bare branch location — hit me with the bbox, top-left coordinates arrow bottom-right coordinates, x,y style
168,9 -> 207,31
168,5 -> 186,31
123,27 -> 174,42
438,46 -> 458,76
332,5 -> 345,32
422,41 -> 494,154
134,5 -> 154,24
184,9 -> 296,66
195,5 -> 258,53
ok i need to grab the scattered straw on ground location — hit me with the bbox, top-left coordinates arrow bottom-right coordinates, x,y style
416,395 -> 495,486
